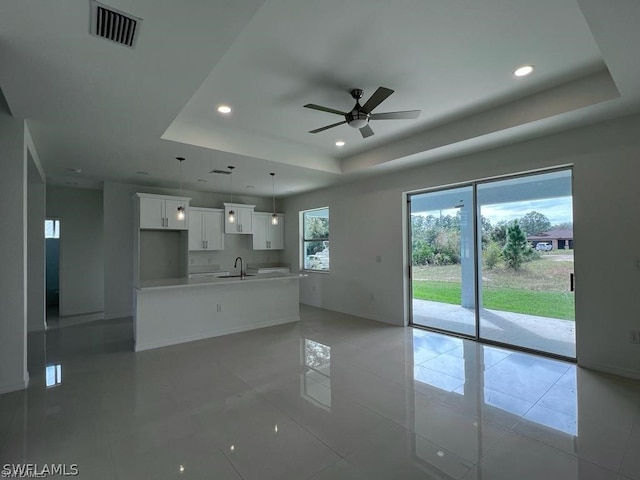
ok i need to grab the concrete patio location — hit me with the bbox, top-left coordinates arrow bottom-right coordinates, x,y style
412,299 -> 575,358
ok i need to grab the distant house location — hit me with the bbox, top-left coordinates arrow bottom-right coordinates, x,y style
527,229 -> 574,250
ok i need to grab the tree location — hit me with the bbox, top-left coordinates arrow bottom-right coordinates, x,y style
551,222 -> 573,230
304,216 -> 328,256
490,221 -> 508,246
483,241 -> 502,270
502,222 -> 528,270
480,215 -> 492,247
519,211 -> 552,236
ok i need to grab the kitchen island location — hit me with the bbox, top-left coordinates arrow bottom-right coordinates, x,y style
134,272 -> 300,351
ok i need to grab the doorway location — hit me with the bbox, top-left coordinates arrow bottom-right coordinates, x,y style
409,168 -> 575,359
45,218 -> 61,325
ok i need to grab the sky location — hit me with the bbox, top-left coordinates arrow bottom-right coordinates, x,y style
480,197 -> 573,225
427,197 -> 573,226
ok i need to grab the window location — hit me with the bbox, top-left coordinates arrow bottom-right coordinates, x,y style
301,207 -> 329,271
45,219 -> 60,239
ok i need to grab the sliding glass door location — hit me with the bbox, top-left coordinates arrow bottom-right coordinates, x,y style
409,168 -> 575,359
410,186 -> 476,336
476,170 -> 575,357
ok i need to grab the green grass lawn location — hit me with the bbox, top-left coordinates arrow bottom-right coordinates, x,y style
412,280 -> 575,320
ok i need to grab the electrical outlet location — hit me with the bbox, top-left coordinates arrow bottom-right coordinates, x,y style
370,294 -> 374,301
630,330 -> 640,344
376,255 -> 382,263
216,304 -> 222,313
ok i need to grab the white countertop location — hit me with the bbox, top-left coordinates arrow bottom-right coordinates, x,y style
138,272 -> 302,291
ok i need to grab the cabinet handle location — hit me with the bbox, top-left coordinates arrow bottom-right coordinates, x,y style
206,240 -> 208,249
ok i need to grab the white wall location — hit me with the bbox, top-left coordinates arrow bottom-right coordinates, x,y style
47,186 -> 104,316
0,96 -> 28,393
103,181 -> 282,319
282,113 -> 640,380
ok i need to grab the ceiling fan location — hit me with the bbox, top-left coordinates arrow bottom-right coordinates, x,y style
304,87 -> 421,138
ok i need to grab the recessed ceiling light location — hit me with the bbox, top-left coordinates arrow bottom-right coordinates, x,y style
217,105 -> 232,114
246,185 -> 254,189
67,168 -> 82,173
513,65 -> 534,77
136,171 -> 149,175
335,140 -> 345,147
197,178 -> 208,183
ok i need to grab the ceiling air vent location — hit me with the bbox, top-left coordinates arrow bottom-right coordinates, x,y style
90,0 -> 141,48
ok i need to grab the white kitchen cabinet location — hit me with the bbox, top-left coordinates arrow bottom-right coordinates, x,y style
188,208 -> 224,251
137,194 -> 190,230
224,203 -> 255,234
252,212 -> 284,250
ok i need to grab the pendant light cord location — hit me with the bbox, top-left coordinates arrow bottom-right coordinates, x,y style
176,157 -> 185,195
271,173 -> 276,214
228,166 -> 235,203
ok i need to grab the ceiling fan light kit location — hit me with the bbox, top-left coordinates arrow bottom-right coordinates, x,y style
304,87 -> 421,138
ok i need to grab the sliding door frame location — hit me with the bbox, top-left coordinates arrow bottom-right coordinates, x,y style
407,165 -> 576,362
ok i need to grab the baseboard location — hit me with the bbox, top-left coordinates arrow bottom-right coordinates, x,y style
0,378 -> 28,395
27,324 -> 46,333
134,316 -> 300,352
300,302 -> 403,327
103,312 -> 131,320
578,360 -> 640,381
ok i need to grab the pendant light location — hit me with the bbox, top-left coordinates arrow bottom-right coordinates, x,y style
176,157 -> 186,221
227,166 -> 236,223
269,173 -> 278,225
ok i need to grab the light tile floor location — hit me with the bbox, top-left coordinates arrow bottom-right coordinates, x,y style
1,304 -> 639,479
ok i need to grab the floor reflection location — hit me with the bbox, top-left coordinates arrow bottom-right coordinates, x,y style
411,329 -> 580,473
300,338 -> 331,411
45,364 -> 62,388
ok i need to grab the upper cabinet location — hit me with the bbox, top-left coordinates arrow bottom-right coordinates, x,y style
252,212 -> 284,250
188,208 -> 224,251
224,203 -> 255,234
137,193 -> 190,230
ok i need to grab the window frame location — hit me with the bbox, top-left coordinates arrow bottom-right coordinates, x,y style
300,207 -> 330,273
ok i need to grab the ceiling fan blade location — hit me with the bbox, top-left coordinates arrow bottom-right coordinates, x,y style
309,121 -> 347,134
359,124 -> 374,138
369,110 -> 421,120
361,87 -> 394,114
304,104 -> 347,116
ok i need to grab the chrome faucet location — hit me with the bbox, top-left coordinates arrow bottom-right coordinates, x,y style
234,256 -> 244,278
